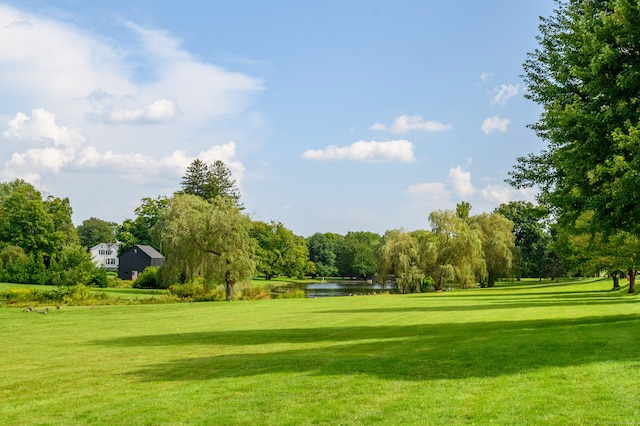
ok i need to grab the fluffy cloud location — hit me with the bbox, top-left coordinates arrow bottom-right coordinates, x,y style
302,140 -> 415,163
448,166 -> 474,198
0,4 -> 259,198
108,99 -> 177,124
481,115 -> 510,134
4,108 -> 85,149
406,165 -> 536,216
371,115 -> 452,133
2,108 -> 242,186
490,84 -> 521,105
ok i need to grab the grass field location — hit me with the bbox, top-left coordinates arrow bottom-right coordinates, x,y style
1,277 -> 639,425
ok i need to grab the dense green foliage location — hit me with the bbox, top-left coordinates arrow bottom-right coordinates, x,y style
115,196 -> 168,254
307,232 -> 340,277
509,0 -> 640,290
77,217 -> 116,249
251,220 -> 308,279
0,180 -> 99,287
153,194 -> 255,300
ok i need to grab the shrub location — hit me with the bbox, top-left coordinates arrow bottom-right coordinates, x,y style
237,285 -> 270,300
0,288 -> 48,305
48,244 -> 95,286
133,266 -> 160,289
277,288 -> 305,299
49,284 -> 92,303
89,268 -> 109,288
169,280 -> 226,301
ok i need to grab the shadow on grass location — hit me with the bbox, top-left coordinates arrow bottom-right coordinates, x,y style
321,291 -> 639,314
97,313 -> 640,382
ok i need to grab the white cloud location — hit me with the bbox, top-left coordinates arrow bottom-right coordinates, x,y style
480,72 -> 493,82
302,140 -> 414,163
369,123 -> 387,131
448,166 -> 474,198
108,99 -> 177,124
4,108 -> 85,149
2,108 -> 86,181
490,84 -> 521,105
405,165 -> 537,218
371,115 -> 452,133
0,4 -> 260,204
481,115 -> 510,134
2,107 -> 243,187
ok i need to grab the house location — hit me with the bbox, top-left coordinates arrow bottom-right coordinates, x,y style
89,242 -> 120,271
118,244 -> 165,280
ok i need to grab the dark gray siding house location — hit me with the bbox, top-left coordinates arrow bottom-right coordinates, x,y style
118,245 -> 165,280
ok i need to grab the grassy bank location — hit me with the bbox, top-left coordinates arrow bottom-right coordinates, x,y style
1,277 -> 639,424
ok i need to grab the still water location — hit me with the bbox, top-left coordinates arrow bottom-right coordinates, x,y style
292,280 -> 395,298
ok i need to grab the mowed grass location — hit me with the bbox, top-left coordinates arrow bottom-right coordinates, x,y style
1,278 -> 639,425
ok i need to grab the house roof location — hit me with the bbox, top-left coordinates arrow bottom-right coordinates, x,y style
133,245 -> 165,259
89,242 -> 120,251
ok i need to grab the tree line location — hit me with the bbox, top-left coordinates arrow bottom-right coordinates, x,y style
1,157 -> 560,299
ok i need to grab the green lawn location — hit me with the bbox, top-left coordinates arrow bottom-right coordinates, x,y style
1,277 -> 639,425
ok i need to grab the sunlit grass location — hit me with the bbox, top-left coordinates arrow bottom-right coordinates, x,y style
1,277 -> 639,424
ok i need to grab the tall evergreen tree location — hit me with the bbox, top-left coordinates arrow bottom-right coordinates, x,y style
180,159 -> 242,208
180,159 -> 210,199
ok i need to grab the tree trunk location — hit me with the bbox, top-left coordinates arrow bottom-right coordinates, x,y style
628,269 -> 636,294
611,273 -> 620,290
225,268 -> 235,301
225,279 -> 234,300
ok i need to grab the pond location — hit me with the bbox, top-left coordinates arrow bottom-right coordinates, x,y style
292,280 -> 396,298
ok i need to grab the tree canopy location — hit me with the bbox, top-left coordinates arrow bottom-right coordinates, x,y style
153,194 -> 254,300
180,159 -> 242,208
78,217 -> 116,249
509,0 -> 640,238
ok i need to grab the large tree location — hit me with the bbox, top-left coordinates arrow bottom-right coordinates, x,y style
471,213 -> 516,287
494,201 -> 550,279
378,229 -> 424,294
307,232 -> 339,277
153,194 -> 254,300
336,231 -> 381,278
0,180 -> 57,258
509,1 -> 640,290
115,196 -> 168,254
78,217 -> 116,249
180,159 -> 242,207
427,210 -> 486,290
251,220 -> 309,280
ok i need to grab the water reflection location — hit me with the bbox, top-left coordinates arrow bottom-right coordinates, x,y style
293,281 -> 395,298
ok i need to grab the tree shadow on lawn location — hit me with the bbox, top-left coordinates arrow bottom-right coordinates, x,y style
100,313 -> 640,382
321,293 -> 639,314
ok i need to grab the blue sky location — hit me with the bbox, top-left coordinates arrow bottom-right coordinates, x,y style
0,1 -> 555,236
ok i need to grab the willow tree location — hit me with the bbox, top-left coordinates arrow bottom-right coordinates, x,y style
509,0 -> 640,291
153,194 -> 255,300
427,210 -> 486,290
471,213 -> 516,287
378,229 -> 424,293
